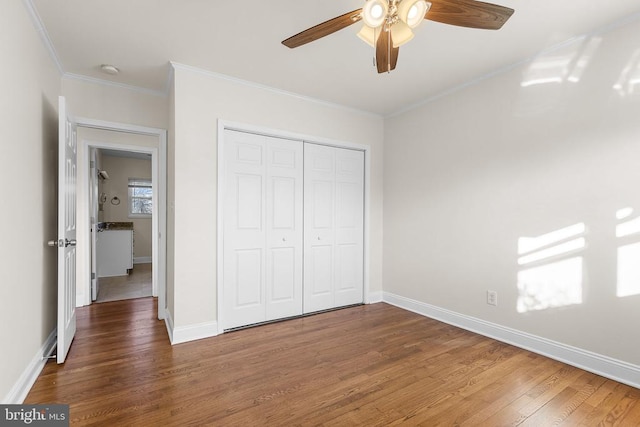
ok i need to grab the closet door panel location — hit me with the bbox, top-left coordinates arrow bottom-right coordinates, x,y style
265,136 -> 303,321
304,144 -> 364,313
223,130 -> 267,329
235,249 -> 263,306
304,144 -> 336,312
334,149 -> 364,306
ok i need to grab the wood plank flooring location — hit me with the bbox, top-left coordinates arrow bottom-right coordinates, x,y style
26,298 -> 640,426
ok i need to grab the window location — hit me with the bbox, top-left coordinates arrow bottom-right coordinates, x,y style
128,178 -> 152,218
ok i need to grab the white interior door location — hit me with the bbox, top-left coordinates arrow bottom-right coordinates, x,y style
304,144 -> 364,313
222,130 -> 303,329
55,96 -> 77,363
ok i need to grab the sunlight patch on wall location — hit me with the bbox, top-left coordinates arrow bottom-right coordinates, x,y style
616,207 -> 634,220
617,243 -> 640,297
517,257 -> 583,313
518,222 -> 585,261
518,238 -> 585,265
517,223 -> 586,313
617,207 -> 640,298
521,36 -> 601,88
613,50 -> 640,97
616,216 -> 640,238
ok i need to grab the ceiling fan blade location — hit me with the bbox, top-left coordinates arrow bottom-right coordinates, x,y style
426,0 -> 514,30
282,9 -> 363,48
376,28 -> 399,73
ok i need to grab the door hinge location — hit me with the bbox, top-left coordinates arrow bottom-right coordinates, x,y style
90,160 -> 95,168
91,272 -> 96,280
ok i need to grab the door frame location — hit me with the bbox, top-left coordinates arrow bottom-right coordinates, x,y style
216,120 -> 372,331
76,117 -> 167,320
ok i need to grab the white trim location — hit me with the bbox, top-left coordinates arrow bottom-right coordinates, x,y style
216,122 -> 225,332
171,62 -> 380,119
75,116 -> 167,323
366,291 -> 383,304
134,256 -> 152,265
383,292 -> 640,390
164,308 -> 174,344
219,120 -> 371,152
3,330 -> 56,404
164,62 -> 175,96
217,120 -> 371,332
22,0 -> 64,75
165,307 -> 219,345
171,321 -> 219,345
62,73 -> 167,98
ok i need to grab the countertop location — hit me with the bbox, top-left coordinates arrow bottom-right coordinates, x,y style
97,222 -> 133,231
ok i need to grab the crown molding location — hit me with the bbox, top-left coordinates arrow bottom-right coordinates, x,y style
63,72 -> 167,98
170,62 -> 382,119
22,0 -> 64,75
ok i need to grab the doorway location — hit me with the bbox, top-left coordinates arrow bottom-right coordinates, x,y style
92,147 -> 154,303
76,118 -> 167,320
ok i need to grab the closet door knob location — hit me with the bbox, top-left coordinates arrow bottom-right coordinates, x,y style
282,237 -> 287,242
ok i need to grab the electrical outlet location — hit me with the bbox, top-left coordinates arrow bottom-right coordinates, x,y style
487,290 -> 498,306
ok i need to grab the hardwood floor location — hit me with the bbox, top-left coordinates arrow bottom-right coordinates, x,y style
26,299 -> 640,426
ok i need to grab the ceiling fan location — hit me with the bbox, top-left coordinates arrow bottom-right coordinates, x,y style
282,0 -> 514,73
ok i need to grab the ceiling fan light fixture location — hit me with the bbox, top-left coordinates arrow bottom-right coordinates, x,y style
391,20 -> 414,47
357,25 -> 376,47
362,0 -> 388,28
398,0 -> 430,28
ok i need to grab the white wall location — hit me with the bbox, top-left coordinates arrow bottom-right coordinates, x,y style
384,18 -> 640,367
169,64 -> 385,331
0,1 -> 61,402
100,154 -> 153,259
62,78 -> 168,130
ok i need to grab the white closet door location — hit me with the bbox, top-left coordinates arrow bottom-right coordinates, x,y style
265,136 -> 303,321
223,130 -> 303,330
304,144 -> 364,313
334,147 -> 365,307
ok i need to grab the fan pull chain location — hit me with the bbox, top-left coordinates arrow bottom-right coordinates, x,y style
373,25 -> 379,68
387,26 -> 392,73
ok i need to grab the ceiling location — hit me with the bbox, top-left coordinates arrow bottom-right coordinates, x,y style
31,0 -> 640,116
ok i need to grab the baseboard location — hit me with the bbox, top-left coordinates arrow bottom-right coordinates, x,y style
366,291 -> 383,304
133,257 -> 152,265
164,309 -> 174,344
3,329 -> 56,404
168,317 -> 219,345
383,292 -> 640,390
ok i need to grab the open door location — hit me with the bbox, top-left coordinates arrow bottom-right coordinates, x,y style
50,96 -> 77,363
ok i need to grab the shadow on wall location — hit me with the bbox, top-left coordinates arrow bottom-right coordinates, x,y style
41,93 -> 58,336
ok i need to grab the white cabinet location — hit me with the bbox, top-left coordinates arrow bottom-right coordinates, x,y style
97,230 -> 133,277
